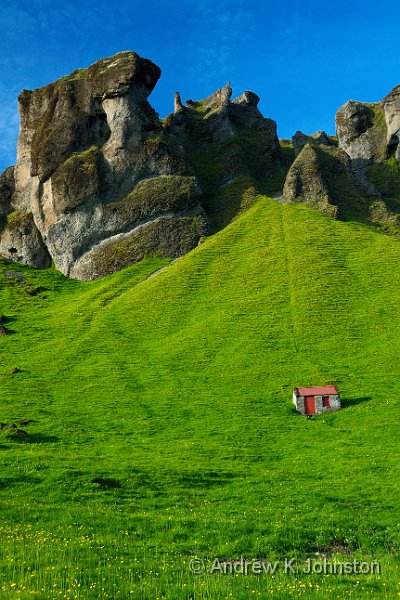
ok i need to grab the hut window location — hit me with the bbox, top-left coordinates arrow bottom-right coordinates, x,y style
322,396 -> 330,407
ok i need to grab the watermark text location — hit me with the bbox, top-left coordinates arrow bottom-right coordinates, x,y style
189,556 -> 381,576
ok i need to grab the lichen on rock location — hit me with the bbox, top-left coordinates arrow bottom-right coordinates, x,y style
51,145 -> 105,214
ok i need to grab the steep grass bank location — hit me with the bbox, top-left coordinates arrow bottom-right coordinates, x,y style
0,197 -> 399,598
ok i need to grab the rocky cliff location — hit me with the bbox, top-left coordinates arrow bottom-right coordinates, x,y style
283,86 -> 400,230
0,51 -> 282,280
2,51 -> 400,280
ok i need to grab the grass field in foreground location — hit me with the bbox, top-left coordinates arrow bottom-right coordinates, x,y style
0,196 -> 400,598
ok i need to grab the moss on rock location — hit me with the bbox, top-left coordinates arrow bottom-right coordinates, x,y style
0,167 -> 15,233
6,210 -> 34,232
283,144 -> 370,220
72,213 -> 206,280
26,51 -> 161,182
367,156 -> 400,206
203,176 -> 259,234
52,145 -> 103,214
104,176 -> 202,224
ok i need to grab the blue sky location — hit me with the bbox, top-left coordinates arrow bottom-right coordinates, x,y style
1,0 -> 400,172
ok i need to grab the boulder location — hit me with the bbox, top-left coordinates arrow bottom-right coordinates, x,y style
336,85 -> 400,166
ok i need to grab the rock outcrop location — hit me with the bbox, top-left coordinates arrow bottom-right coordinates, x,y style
382,85 -> 400,160
283,144 -> 362,218
188,82 -> 235,143
284,83 -> 400,228
0,167 -> 15,227
335,88 -> 400,171
229,91 -> 282,180
292,130 -> 335,157
335,100 -> 388,171
0,51 -> 282,279
8,51 -> 204,280
0,167 -> 51,268
0,211 -> 51,269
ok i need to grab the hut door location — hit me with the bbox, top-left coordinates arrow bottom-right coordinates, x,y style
304,396 -> 315,415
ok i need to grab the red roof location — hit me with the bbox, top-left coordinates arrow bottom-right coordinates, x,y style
296,385 -> 338,396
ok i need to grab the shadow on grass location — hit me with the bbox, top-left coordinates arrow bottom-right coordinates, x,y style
27,433 -> 59,443
120,469 -> 238,495
24,285 -> 48,297
176,471 -> 237,489
92,477 -> 121,490
341,396 -> 372,408
0,475 -> 41,488
1,315 -> 17,324
0,314 -> 17,335
7,433 -> 59,444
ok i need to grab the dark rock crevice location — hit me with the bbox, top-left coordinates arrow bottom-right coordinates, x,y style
387,132 -> 399,159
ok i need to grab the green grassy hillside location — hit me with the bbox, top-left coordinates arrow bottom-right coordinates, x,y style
1,196 -> 400,599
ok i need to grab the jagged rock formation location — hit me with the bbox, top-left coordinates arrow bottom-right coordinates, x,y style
292,130 -> 335,157
283,144 -> 367,219
283,84 -> 400,228
0,51 -> 282,280
381,86 -> 400,160
0,168 -> 14,225
8,51 -> 204,280
335,101 -> 388,172
4,52 -> 398,277
187,83 -> 235,142
165,85 -> 283,233
336,89 -> 400,170
229,91 -> 282,179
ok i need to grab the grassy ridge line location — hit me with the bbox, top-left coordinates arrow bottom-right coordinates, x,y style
0,197 -> 400,598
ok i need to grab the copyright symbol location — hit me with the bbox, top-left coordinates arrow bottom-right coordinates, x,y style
189,558 -> 205,574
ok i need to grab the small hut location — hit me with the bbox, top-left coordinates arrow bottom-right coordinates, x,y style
293,385 -> 340,415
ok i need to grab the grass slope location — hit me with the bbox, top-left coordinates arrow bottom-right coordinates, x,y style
0,197 -> 400,599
